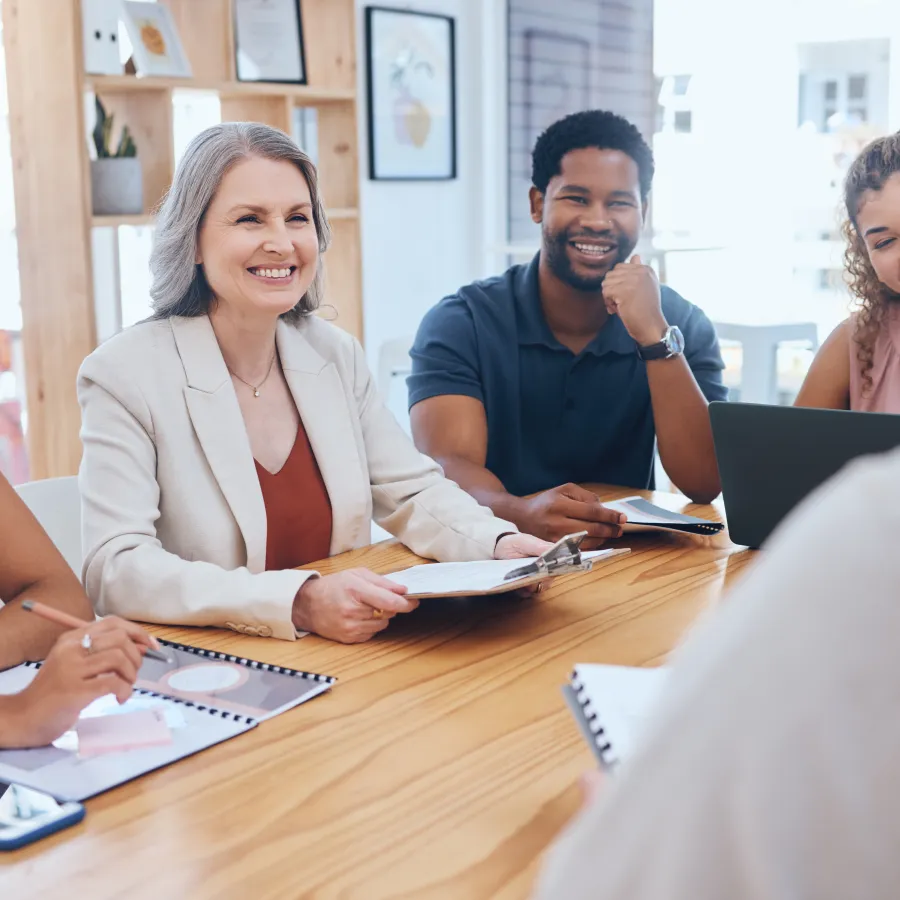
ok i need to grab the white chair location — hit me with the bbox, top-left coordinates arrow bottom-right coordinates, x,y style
713,322 -> 819,405
376,336 -> 415,397
15,476 -> 82,577
376,335 -> 415,435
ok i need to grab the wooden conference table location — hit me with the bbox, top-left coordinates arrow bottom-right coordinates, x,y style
1,486 -> 755,899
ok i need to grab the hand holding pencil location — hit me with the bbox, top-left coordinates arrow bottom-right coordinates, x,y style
22,601 -> 172,663
3,609 -> 166,750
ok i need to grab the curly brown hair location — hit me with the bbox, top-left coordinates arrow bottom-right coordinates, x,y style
843,132 -> 900,393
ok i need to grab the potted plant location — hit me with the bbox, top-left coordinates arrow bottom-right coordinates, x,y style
90,96 -> 143,216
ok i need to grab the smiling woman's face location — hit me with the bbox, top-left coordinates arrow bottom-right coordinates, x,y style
196,155 -> 319,321
856,171 -> 900,296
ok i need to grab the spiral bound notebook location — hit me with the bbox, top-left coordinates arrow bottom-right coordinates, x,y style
563,664 -> 669,771
0,640 -> 335,801
604,497 -> 725,536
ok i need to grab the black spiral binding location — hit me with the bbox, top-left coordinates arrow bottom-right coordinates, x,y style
131,686 -> 258,725
571,669 -> 619,771
685,522 -> 722,534
654,521 -> 723,535
157,639 -> 337,685
15,659 -> 260,724
20,643 -> 335,725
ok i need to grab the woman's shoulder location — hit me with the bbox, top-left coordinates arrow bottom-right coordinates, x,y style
83,318 -> 174,367
806,316 -> 851,361
291,314 -> 359,361
79,318 -> 177,387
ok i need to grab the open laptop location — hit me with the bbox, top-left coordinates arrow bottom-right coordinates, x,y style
710,402 -> 900,549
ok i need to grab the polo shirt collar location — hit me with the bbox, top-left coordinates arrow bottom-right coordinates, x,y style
514,252 -> 636,358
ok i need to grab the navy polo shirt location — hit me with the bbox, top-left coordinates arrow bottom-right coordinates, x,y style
408,254 -> 727,496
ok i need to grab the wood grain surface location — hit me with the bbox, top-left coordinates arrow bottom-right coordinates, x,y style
0,486 -> 755,899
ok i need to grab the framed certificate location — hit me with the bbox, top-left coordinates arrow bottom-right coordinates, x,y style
234,0 -> 307,85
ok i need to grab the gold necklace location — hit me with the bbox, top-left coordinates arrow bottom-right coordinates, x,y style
227,349 -> 277,398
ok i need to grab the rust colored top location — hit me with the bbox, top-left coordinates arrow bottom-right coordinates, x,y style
255,423 -> 333,571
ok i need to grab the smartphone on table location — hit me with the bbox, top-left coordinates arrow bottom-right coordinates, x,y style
0,781 -> 84,851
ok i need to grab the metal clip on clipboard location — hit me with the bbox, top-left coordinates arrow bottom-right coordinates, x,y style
502,530 -> 592,582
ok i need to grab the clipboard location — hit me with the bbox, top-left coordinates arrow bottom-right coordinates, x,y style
385,533 -> 630,599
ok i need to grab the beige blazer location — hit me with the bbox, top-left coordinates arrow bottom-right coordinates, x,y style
77,314 -> 516,641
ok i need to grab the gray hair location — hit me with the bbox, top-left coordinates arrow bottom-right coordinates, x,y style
150,122 -> 331,323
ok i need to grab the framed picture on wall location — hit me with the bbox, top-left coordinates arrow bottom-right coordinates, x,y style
365,6 -> 457,180
234,0 -> 307,84
120,1 -> 192,78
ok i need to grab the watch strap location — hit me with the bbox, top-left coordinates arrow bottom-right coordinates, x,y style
637,325 -> 684,361
637,340 -> 671,361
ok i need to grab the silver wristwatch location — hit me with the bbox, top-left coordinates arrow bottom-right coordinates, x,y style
637,325 -> 684,361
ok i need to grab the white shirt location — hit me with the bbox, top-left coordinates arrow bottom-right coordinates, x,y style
535,447 -> 900,899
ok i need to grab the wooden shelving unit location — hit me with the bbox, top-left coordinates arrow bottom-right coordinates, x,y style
85,74 -> 357,103
3,0 -> 363,479
92,209 -> 360,229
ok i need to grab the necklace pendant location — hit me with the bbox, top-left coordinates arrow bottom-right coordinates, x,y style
253,389 -> 260,397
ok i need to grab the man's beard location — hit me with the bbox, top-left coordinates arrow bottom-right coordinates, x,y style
542,225 -> 631,292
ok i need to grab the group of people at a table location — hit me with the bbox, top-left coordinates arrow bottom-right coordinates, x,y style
2,109 -> 900,896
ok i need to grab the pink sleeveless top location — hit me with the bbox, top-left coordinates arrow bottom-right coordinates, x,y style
849,305 -> 900,413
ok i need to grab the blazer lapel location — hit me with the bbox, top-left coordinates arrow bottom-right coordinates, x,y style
277,320 -> 370,553
170,316 -> 268,572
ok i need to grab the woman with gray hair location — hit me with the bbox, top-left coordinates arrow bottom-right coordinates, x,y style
77,123 -> 549,644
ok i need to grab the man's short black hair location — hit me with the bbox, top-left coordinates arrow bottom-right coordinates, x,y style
531,110 -> 655,199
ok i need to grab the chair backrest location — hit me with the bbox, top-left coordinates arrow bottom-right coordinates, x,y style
376,335 -> 415,397
14,476 -> 82,577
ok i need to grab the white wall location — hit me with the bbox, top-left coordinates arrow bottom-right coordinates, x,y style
354,0 -> 505,417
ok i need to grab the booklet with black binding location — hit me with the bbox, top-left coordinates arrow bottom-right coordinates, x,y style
0,641 -> 335,801
604,497 -> 725,536
563,663 -> 669,771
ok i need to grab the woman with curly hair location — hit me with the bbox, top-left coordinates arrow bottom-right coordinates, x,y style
796,133 -> 900,411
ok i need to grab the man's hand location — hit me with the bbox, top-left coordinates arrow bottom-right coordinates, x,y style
516,484 -> 625,549
601,255 -> 668,347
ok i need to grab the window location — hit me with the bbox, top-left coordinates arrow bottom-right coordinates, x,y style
656,73 -> 694,135
653,26 -> 892,410
673,110 -> 692,133
673,74 -> 692,96
848,73 -> 867,99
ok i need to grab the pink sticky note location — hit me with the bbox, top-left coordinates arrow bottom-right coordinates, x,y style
76,709 -> 172,757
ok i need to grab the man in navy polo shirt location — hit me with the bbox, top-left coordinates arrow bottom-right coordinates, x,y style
408,110 -> 727,547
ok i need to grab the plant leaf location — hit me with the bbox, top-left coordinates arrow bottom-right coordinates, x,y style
115,125 -> 131,158
102,113 -> 114,159
92,96 -> 108,158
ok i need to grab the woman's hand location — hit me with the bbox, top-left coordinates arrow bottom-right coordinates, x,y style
493,533 -> 554,560
3,616 -> 156,749
494,533 -> 555,597
292,569 -> 419,643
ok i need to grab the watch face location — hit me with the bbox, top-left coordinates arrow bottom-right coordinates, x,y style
665,326 -> 685,355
